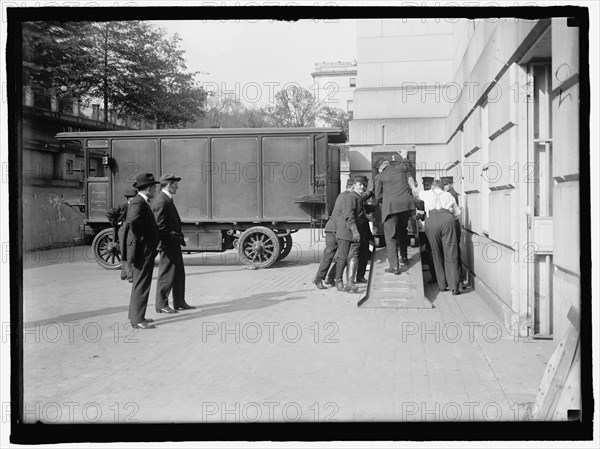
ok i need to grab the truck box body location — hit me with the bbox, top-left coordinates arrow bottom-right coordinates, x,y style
56,127 -> 344,268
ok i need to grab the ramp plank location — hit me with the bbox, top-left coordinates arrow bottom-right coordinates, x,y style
359,243 -> 431,309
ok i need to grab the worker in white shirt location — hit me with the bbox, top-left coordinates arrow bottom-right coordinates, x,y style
416,179 -> 462,295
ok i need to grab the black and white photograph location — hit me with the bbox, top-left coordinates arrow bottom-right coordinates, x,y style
1,1 -> 597,446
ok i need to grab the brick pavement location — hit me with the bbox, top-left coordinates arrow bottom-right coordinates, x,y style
21,230 -> 554,423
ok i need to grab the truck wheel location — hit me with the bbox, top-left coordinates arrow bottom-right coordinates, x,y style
238,226 -> 281,268
277,234 -> 293,261
92,228 -> 123,270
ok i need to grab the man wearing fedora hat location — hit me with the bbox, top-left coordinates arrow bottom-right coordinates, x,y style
153,174 -> 194,313
126,173 -> 161,329
374,156 -> 415,275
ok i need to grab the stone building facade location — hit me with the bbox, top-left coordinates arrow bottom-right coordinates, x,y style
348,18 -> 582,343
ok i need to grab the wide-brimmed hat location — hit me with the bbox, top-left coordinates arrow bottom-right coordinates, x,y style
124,188 -> 138,198
133,173 -> 160,189
159,173 -> 182,183
373,157 -> 388,171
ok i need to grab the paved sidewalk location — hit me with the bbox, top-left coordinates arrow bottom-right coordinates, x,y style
21,230 -> 554,423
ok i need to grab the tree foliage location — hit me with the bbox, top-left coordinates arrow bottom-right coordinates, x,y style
266,84 -> 322,128
189,90 -> 270,129
22,21 -> 207,128
264,85 -> 349,140
319,105 -> 350,140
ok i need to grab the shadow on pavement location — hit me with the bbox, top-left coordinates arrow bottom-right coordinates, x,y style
24,305 -> 130,328
152,290 -> 311,326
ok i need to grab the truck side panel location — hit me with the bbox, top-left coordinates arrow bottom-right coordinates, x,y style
262,136 -> 311,221
111,139 -> 158,205
161,138 -> 209,221
211,137 -> 260,220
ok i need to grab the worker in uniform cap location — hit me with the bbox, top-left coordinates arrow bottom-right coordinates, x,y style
416,179 -> 461,295
313,177 -> 354,289
334,175 -> 370,293
374,155 -> 416,275
356,188 -> 375,283
153,174 -> 195,313
441,176 -> 463,287
126,173 -> 161,329
118,188 -> 139,283
422,176 -> 434,191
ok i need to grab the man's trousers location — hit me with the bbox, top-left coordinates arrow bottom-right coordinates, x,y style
424,209 -> 459,291
383,210 -> 412,270
155,244 -> 186,309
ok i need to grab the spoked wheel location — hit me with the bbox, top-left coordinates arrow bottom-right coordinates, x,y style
238,226 -> 281,268
92,228 -> 123,270
277,234 -> 293,261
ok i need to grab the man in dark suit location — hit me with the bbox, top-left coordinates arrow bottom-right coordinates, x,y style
374,156 -> 416,274
153,174 -> 194,313
313,178 -> 354,289
126,173 -> 161,329
334,175 -> 370,293
118,188 -> 138,283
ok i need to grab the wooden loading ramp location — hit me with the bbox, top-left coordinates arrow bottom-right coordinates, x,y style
358,243 -> 432,309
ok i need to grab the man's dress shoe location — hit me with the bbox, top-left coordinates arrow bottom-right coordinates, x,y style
132,322 -> 156,329
175,304 -> 196,310
156,306 -> 178,314
313,279 -> 327,290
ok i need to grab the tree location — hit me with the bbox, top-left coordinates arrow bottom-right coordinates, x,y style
266,85 -> 322,128
22,21 -> 207,128
22,21 -> 93,100
318,105 -> 350,141
189,89 -> 270,129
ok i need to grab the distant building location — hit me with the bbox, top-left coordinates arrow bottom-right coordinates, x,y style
21,86 -> 153,251
311,60 -> 357,117
349,18 -> 581,347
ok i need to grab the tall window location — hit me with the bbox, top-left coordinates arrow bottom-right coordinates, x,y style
528,61 -> 554,337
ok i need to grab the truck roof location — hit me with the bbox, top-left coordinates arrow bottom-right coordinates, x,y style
56,127 -> 346,143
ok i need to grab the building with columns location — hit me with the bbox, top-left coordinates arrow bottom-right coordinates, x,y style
348,18 -> 583,344
311,60 -> 358,117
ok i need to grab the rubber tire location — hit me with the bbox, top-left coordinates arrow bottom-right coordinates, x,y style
277,234 -> 293,261
92,228 -> 123,270
238,226 -> 281,269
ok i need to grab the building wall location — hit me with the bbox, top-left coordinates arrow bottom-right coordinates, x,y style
350,18 -> 580,344
21,89 -> 132,251
311,61 -> 357,114
550,18 -> 580,342
22,185 -> 87,251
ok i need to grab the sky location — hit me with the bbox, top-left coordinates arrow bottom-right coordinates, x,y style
152,19 -> 357,107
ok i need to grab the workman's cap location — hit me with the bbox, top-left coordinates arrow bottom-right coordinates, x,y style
345,178 -> 354,187
133,173 -> 160,189
124,189 -> 137,198
353,175 -> 369,185
373,157 -> 388,171
441,176 -> 454,185
160,173 -> 182,183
